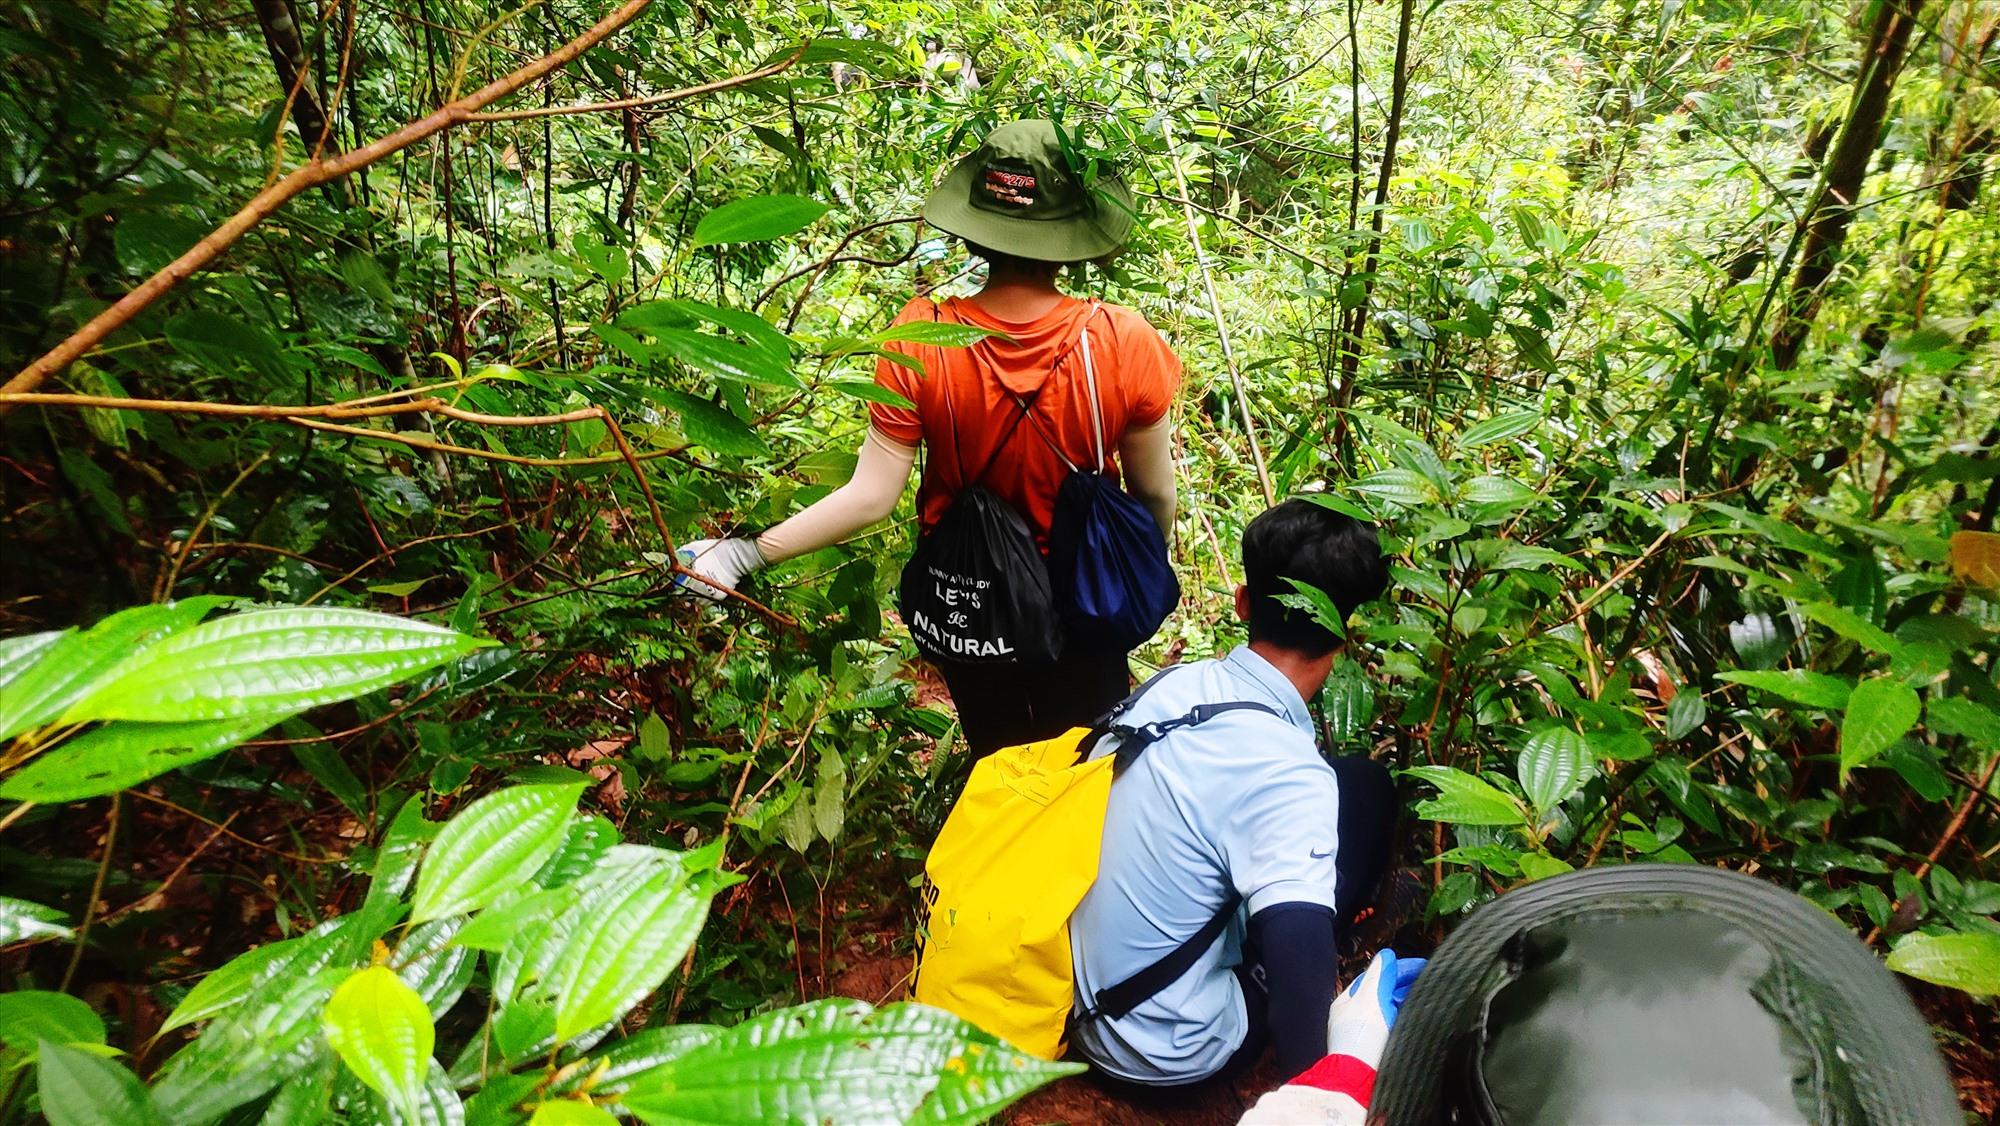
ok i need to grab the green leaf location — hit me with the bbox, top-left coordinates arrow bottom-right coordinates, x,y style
37,1042 -> 162,1126
1715,669 -> 1854,709
1350,468 -> 1429,507
1320,657 -> 1375,744
1663,691 -> 1706,740
0,629 -> 66,695
63,608 -> 491,724
1297,493 -> 1375,522
366,578 -> 431,598
1840,678 -> 1920,777
552,861 -> 716,1040
829,380 -> 919,409
1885,931 -> 2000,996
1456,411 -> 1541,448
1275,578 -> 1347,639
323,965 -> 434,1118
690,194 -> 830,248
0,600 -> 226,740
1405,765 -> 1527,826
0,992 -> 105,1055
409,782 -> 584,924
1927,696 -> 2000,749
1516,723 -> 1594,812
1802,602 -> 1901,656
871,320 -> 1007,348
529,1102 -> 620,1125
1516,852 -> 1574,882
637,713 -> 670,762
652,328 -> 803,389
294,742 -> 369,815
652,389 -> 769,457
0,895 -> 71,945
624,300 -> 794,366
0,714 -> 294,803
1505,324 -> 1557,372
164,309 -> 289,382
159,935 -> 305,1034
618,1000 -> 1077,1125
813,748 -> 846,842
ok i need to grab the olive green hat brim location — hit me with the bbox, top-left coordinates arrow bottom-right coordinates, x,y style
923,160 -> 1136,263
1369,865 -> 1959,1126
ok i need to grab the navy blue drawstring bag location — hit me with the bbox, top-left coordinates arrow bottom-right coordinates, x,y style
1049,471 -> 1178,652
1040,314 -> 1179,653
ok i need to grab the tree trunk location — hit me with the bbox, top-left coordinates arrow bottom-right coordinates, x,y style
1769,0 -> 1924,370
250,0 -> 334,152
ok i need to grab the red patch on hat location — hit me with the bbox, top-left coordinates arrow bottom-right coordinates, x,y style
982,168 -> 1036,207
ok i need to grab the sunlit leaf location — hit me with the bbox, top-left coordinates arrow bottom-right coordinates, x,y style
0,895 -> 71,945
409,782 -> 584,924
1715,669 -> 1853,710
1950,530 -> 2000,589
0,600 -> 227,740
690,194 -> 830,247
1404,765 -> 1526,826
552,863 -> 715,1039
0,713 -> 295,803
1456,411 -> 1541,448
1885,931 -> 2000,996
1516,723 -> 1594,812
323,966 -> 435,1119
0,992 -> 105,1055
63,608 -> 491,724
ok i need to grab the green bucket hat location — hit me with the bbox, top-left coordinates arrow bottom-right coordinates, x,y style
1370,865 -> 1959,1125
922,120 -> 1136,263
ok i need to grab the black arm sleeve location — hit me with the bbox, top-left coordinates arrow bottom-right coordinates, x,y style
1248,901 -> 1339,1081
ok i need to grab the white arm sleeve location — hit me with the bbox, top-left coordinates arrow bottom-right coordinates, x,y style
1119,416 -> 1177,534
754,427 -> 918,564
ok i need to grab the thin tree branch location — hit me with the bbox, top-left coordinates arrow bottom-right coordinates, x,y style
5,0 -> 661,397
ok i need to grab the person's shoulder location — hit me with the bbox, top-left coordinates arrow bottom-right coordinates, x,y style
1090,300 -> 1165,337
891,295 -> 941,325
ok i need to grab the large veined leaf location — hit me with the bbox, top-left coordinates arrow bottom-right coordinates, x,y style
1350,467 -> 1430,507
160,934 -> 308,1034
409,782 -> 584,924
528,1101 -> 619,1125
0,629 -> 65,694
153,966 -> 346,1121
553,862 -> 714,1040
622,299 -> 794,366
0,895 -> 71,945
652,389 -> 769,457
872,321 -> 1007,348
365,799 -> 440,911
324,966 -> 435,1119
396,919 -> 476,1018
1321,657 -> 1374,744
651,327 -> 803,389
617,1000 -> 1075,1125
690,195 -> 829,248
63,608 -> 492,724
1839,678 -> 1920,777
36,1042 -> 162,1126
0,713 -> 296,802
0,600 -> 227,740
1515,723 -> 1594,812
548,1028 -> 726,1101
1404,766 -> 1526,827
1715,669 -> 1853,710
1456,410 -> 1541,449
1884,931 -> 2000,996
0,991 -> 105,1054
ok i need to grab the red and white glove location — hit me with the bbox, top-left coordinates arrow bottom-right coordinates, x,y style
674,538 -> 766,601
1238,949 -> 1426,1125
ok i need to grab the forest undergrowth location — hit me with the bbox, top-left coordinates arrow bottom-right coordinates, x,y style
1,0 -> 1998,1121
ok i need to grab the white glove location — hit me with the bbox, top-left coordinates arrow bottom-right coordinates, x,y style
1237,949 -> 1427,1126
674,537 -> 766,601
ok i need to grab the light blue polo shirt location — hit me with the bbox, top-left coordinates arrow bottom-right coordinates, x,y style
1068,645 -> 1341,1086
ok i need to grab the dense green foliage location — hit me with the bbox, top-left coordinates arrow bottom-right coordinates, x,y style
2,0 -> 1997,1117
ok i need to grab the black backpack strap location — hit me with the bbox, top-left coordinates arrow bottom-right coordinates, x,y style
1071,692 -> 1284,1027
1076,891 -> 1242,1026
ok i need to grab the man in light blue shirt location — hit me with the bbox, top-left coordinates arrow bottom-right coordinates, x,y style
1069,498 -> 1394,1089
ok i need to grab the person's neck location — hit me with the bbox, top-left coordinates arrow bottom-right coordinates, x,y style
1247,639 -> 1336,705
969,269 -> 1066,321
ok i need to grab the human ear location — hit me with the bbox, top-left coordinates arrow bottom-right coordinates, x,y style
1234,584 -> 1251,623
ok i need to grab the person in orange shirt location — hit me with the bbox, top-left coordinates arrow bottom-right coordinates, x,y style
680,120 -> 1182,758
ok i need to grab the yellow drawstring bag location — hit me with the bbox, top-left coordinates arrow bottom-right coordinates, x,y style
912,726 -> 1110,1060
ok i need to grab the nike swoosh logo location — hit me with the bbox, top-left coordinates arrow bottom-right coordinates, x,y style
1309,848 -> 1334,859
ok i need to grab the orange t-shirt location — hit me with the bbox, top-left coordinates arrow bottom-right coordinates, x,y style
868,295 -> 1181,545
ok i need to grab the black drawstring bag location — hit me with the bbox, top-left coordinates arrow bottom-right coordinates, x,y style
1040,317 -> 1180,653
898,351 -> 1062,665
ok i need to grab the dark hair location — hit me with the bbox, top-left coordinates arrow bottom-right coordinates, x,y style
1241,497 -> 1390,656
963,240 -> 1070,273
